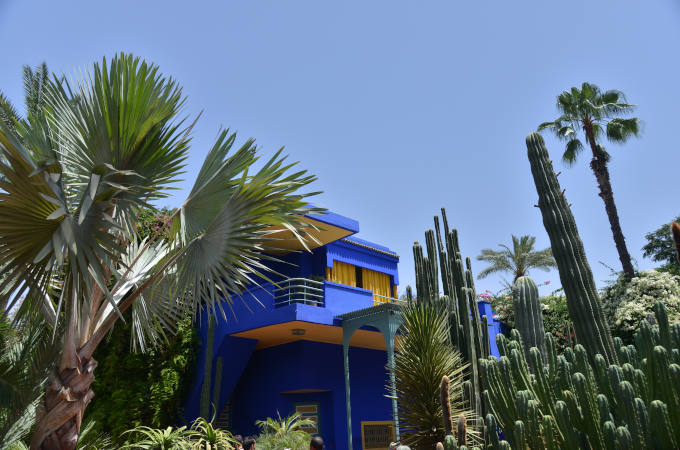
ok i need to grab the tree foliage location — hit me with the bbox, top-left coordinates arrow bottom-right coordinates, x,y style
538,81 -> 640,278
84,315 -> 199,442
642,216 -> 680,274
476,235 -> 556,283
0,53 -> 320,447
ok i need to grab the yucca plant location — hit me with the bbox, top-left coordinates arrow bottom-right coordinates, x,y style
188,416 -> 235,450
254,412 -> 314,450
392,300 -> 475,448
0,53 -> 320,449
122,426 -> 192,450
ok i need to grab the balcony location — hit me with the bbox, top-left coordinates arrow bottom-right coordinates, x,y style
273,277 -> 404,310
273,278 -> 325,307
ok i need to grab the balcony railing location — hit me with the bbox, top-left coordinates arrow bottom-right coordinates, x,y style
372,293 -> 406,305
273,278 -> 325,307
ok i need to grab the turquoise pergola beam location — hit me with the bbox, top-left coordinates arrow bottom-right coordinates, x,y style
339,303 -> 403,450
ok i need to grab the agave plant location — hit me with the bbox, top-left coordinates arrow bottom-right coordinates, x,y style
254,412 -> 314,450
122,426 -> 192,450
0,53 -> 320,449
392,300 -> 475,448
188,416 -> 235,450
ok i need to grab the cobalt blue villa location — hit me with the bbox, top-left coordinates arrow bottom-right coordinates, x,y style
184,210 -> 501,450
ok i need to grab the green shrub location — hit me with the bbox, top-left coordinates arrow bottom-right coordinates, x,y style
254,413 -> 313,450
85,315 -> 199,441
600,269 -> 680,342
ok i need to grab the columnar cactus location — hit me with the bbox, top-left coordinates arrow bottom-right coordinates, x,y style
200,316 -> 215,418
441,376 -> 454,435
211,356 -> 223,417
512,276 -> 546,360
413,209 -> 490,428
526,132 -> 617,365
480,301 -> 680,449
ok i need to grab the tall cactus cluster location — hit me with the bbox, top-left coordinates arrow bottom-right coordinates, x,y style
413,210 -> 491,428
480,302 -> 680,449
512,276 -> 546,360
526,132 -> 617,365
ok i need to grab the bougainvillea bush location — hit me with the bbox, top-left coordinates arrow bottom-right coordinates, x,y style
600,269 -> 680,342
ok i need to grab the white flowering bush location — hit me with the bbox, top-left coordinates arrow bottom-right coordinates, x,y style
600,270 -> 680,340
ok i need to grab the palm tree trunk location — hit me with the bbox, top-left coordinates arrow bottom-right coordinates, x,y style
30,355 -> 97,450
584,123 -> 635,279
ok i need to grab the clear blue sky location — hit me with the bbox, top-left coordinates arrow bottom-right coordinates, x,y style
2,0 -> 679,295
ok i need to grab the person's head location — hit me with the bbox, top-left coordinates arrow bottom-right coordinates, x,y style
243,437 -> 256,450
310,436 -> 324,450
233,435 -> 243,450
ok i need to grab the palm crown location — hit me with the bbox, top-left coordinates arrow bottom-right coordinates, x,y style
537,82 -> 640,279
0,54 -> 319,448
538,82 -> 640,164
476,235 -> 556,283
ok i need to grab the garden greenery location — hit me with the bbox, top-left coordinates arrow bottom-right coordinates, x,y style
85,315 -> 199,441
600,269 -> 680,342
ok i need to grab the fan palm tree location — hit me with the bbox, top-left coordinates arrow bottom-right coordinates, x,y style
0,53 -> 320,449
476,235 -> 556,283
538,82 -> 640,279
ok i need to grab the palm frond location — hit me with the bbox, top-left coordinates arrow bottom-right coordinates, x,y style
562,138 -> 584,165
476,235 -> 556,282
0,92 -> 21,137
606,117 -> 640,143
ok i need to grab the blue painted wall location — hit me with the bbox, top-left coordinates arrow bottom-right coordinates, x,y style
229,340 -> 393,450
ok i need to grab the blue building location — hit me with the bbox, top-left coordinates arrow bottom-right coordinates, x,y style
184,210 -> 501,450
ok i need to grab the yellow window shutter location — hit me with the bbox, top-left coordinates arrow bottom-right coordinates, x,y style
327,261 -> 356,287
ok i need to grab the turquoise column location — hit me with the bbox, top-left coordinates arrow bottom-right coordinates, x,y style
342,326 -> 357,450
377,317 -> 401,443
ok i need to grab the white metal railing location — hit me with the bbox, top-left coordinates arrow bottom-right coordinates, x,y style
372,293 -> 406,305
273,278 -> 325,307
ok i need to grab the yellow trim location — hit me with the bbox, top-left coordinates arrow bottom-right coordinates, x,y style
361,421 -> 395,450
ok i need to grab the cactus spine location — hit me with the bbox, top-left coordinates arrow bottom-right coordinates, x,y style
512,276 -> 546,359
413,209 -> 489,428
526,132 -> 617,364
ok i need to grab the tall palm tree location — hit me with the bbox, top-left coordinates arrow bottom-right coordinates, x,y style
476,235 -> 556,283
0,54 -> 320,449
538,82 -> 640,278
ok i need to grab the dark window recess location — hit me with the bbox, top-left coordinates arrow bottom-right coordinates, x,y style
355,266 -> 363,289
